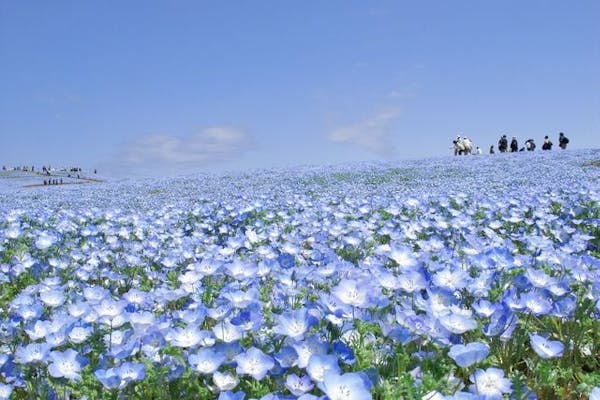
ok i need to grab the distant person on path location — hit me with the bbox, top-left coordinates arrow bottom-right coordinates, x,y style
510,137 -> 519,152
558,132 -> 569,149
475,146 -> 482,155
462,137 -> 473,155
489,145 -> 495,154
525,139 -> 536,151
542,136 -> 553,150
498,135 -> 508,153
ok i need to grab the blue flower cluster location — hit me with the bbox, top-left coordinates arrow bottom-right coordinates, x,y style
1,149 -> 600,399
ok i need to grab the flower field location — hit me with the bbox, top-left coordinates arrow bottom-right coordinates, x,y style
1,150 -> 600,400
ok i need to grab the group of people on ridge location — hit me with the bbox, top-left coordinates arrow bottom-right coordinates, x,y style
492,132 -> 569,154
454,132 -> 570,155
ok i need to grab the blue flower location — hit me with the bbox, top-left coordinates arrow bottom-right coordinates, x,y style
0,383 -> 13,400
47,349 -> 87,381
234,347 -> 274,380
448,342 -> 490,368
114,361 -> 146,388
273,308 -> 318,341
332,279 -> 375,308
213,370 -> 240,391
590,387 -> 600,400
469,367 -> 512,399
15,342 -> 52,364
188,347 -> 226,374
320,371 -> 372,400
218,391 -> 245,400
521,290 -> 553,316
529,333 -> 564,359
438,312 -> 477,335
285,373 -> 314,396
306,354 -> 341,383
333,340 -> 355,365
94,368 -> 120,389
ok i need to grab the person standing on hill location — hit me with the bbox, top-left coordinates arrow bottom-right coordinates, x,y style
498,135 -> 508,153
542,136 -> 553,150
510,137 -> 519,152
558,132 -> 569,149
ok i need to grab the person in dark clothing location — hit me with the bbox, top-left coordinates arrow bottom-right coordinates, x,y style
498,135 -> 508,153
525,139 -> 536,151
489,145 -> 495,154
510,137 -> 519,152
558,132 -> 569,149
542,136 -> 553,150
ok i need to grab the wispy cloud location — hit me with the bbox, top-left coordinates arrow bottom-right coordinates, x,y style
121,126 -> 251,165
327,107 -> 403,156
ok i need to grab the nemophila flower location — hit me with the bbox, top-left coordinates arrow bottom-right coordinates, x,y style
448,342 -> 490,368
213,321 -> 244,343
224,261 -> 258,281
333,340 -> 355,365
213,370 -> 240,391
466,270 -> 496,297
273,308 -> 318,341
39,288 -> 66,308
501,287 -> 524,312
551,295 -> 576,318
47,349 -> 87,381
67,299 -> 92,319
524,268 -> 556,288
285,374 -> 314,396
293,335 -> 329,368
0,383 -> 13,400
469,367 -> 512,399
97,299 -> 128,327
417,288 -> 458,318
188,347 -> 226,374
94,368 -> 120,389
14,303 -> 43,322
83,285 -> 110,303
432,267 -> 469,291
222,288 -> 259,309
35,232 -> 57,250
274,345 -> 299,368
218,391 -> 245,400
521,290 -> 553,316
68,325 -> 92,344
230,307 -> 262,331
529,333 -> 564,359
15,342 -> 52,364
168,325 -> 212,348
396,268 -> 427,293
438,312 -> 477,335
122,288 -> 151,309
114,361 -> 146,388
472,300 -> 501,318
320,371 -> 373,400
590,387 -> 600,400
175,306 -> 207,326
332,278 -> 374,308
207,302 -> 233,321
388,244 -> 419,269
141,331 -> 166,358
25,320 -> 51,341
235,347 -> 274,380
307,354 -> 341,382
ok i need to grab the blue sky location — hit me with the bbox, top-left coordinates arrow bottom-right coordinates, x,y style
1,1 -> 599,175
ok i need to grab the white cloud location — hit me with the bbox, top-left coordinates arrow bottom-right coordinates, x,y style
327,107 -> 403,156
122,126 -> 251,165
